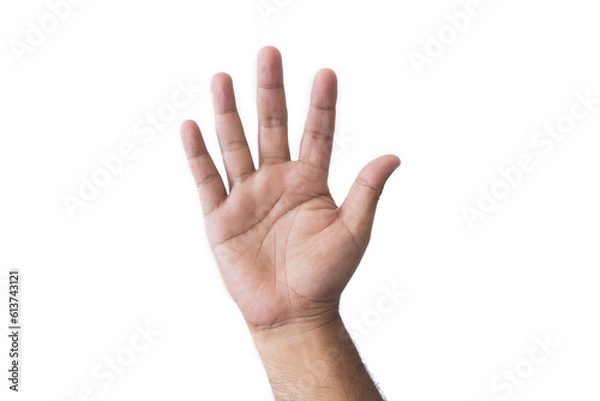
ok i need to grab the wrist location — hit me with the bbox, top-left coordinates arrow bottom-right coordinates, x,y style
248,311 -> 383,400
249,312 -> 348,360
249,309 -> 348,367
247,307 -> 342,338
249,312 -> 351,396
249,307 -> 348,360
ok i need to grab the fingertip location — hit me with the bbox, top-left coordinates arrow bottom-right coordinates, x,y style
211,72 -> 233,91
258,46 -> 282,63
257,46 -> 284,87
180,119 -> 198,138
357,155 -> 401,190
180,119 -> 204,155
381,155 -> 401,183
387,154 -> 401,170
314,68 -> 337,88
181,119 -> 197,128
375,154 -> 401,173
310,69 -> 338,109
211,73 -> 237,114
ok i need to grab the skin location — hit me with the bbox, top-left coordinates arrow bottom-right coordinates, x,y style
180,46 -> 400,400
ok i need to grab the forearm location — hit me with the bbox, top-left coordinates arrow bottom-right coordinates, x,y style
249,313 -> 385,401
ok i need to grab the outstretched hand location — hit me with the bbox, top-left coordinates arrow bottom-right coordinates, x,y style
180,46 -> 400,332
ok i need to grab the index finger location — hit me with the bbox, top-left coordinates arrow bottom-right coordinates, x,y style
298,69 -> 338,175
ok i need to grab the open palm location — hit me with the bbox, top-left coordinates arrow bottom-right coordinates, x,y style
181,47 -> 400,330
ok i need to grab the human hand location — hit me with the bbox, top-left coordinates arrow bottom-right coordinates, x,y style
180,46 -> 400,332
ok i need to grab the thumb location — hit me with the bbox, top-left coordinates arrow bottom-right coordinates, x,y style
340,154 -> 400,242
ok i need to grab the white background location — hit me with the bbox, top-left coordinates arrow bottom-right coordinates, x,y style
1,0 -> 599,400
